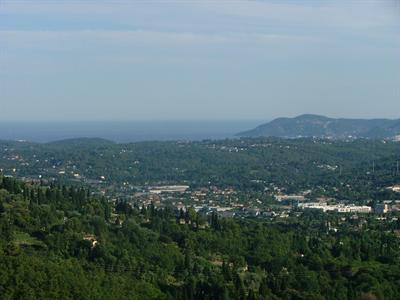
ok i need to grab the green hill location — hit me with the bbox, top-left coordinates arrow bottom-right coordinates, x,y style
238,114 -> 400,139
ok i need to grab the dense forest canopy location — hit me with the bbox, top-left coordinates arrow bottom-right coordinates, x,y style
1,175 -> 400,299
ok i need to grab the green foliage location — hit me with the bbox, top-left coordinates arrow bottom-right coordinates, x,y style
1,171 -> 400,299
1,138 -> 400,199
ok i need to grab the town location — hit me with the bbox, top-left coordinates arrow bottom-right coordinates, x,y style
1,138 -> 400,226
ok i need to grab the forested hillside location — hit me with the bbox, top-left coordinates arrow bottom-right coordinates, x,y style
238,115 -> 400,139
1,138 -> 400,200
1,175 -> 400,299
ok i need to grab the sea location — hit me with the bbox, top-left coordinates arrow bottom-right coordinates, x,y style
0,120 -> 263,143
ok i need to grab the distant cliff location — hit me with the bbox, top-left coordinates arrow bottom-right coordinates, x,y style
237,114 -> 400,139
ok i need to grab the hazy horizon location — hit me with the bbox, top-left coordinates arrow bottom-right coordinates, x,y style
1,0 -> 399,121
0,120 -> 263,143
2,113 -> 400,123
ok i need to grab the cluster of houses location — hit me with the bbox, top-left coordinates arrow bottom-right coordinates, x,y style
297,202 -> 372,213
296,200 -> 400,215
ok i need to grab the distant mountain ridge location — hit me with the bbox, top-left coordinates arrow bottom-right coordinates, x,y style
238,114 -> 400,139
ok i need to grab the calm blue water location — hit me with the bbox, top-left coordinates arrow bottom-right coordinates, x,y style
0,121 -> 263,143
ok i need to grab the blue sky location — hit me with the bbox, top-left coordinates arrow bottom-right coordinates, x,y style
0,0 -> 399,121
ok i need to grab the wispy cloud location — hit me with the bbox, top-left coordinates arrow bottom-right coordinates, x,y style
196,0 -> 400,28
0,0 -> 399,121
0,29 -> 321,49
2,0 -> 398,32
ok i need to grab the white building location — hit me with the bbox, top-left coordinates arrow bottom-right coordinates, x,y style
298,202 -> 371,213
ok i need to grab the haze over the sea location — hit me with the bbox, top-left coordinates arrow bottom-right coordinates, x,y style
0,120 -> 262,143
